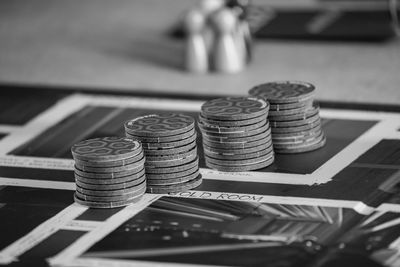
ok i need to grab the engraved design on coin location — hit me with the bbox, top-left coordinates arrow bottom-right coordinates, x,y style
201,97 -> 268,117
249,81 -> 315,101
125,113 -> 194,134
72,137 -> 141,157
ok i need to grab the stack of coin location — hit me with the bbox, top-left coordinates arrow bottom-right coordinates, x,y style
71,136 -> 146,208
249,81 -> 326,153
198,96 -> 274,171
124,113 -> 201,193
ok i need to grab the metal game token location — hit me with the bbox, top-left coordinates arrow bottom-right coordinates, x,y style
124,113 -> 194,137
75,183 -> 146,202
74,165 -> 145,179
268,105 -> 312,117
269,99 -> 313,110
141,132 -> 197,150
270,113 -> 320,128
206,153 -> 274,166
249,81 -> 326,155
74,168 -> 145,185
198,113 -> 267,127
271,124 -> 321,139
205,144 -> 274,160
146,165 -> 199,179
73,150 -> 144,168
75,174 -> 146,190
268,104 -> 320,121
145,157 -> 199,174
145,151 -> 197,168
275,135 -> 326,154
203,139 -> 272,155
272,128 -> 322,144
249,81 -> 315,104
126,128 -> 196,143
143,140 -> 197,156
71,136 -> 147,208
205,156 -> 274,172
198,119 -> 266,133
144,146 -> 198,161
273,132 -> 325,149
201,127 -> 271,143
74,155 -> 145,173
125,112 -> 201,195
202,135 -> 270,149
75,179 -> 146,197
273,135 -> 320,146
147,170 -> 200,185
200,121 -> 270,138
199,96 -> 275,172
71,137 -> 142,162
271,119 -> 321,134
200,97 -> 269,121
146,174 -> 202,194
74,193 -> 143,209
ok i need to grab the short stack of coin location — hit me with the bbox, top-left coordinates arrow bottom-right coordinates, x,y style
249,81 -> 326,153
71,137 -> 146,208
124,113 -> 202,193
198,96 -> 274,171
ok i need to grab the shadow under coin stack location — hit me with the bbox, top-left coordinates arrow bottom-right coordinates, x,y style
124,113 -> 201,193
71,137 -> 146,208
198,96 -> 274,171
249,81 -> 326,153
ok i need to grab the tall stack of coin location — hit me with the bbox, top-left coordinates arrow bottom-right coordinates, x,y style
249,81 -> 326,153
124,113 -> 201,193
198,96 -> 274,171
71,137 -> 146,208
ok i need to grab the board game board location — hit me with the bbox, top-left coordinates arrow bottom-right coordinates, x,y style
0,85 -> 399,267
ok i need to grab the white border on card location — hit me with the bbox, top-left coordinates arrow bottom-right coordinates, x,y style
0,125 -> 21,134
0,203 -> 87,264
0,192 -> 158,265
48,194 -> 160,266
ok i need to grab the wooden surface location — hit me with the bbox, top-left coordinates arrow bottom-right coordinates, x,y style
0,0 -> 399,104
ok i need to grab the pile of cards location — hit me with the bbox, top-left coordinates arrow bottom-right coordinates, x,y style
124,113 -> 202,193
71,137 -> 146,208
198,96 -> 274,171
